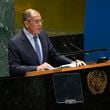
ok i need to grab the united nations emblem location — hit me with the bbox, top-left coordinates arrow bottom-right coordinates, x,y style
87,70 -> 107,95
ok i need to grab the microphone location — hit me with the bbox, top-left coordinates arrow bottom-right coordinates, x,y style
61,39 -> 89,58
63,42 -> 77,60
62,42 -> 87,67
60,38 -> 109,63
63,38 -> 109,56
62,39 -> 109,63
69,42 -> 89,56
70,42 -> 83,53
64,48 -> 109,56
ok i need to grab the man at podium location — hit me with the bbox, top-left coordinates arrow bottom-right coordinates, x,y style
8,8 -> 86,77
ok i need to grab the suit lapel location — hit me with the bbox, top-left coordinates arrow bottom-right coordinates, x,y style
21,32 -> 41,64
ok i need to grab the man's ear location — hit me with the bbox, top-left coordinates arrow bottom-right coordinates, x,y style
24,21 -> 29,28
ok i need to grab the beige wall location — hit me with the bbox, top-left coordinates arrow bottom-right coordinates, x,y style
15,0 -> 85,35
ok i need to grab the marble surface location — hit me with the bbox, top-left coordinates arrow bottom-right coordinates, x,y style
0,76 -> 47,110
0,0 -> 15,77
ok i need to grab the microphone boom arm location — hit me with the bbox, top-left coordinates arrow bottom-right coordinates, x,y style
61,48 -> 109,56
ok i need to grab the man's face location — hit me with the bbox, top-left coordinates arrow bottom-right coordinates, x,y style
24,12 -> 43,35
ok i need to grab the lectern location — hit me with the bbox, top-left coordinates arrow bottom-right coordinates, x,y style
26,60 -> 110,107
26,60 -> 110,77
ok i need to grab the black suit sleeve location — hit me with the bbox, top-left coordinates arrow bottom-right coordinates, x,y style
8,40 -> 37,77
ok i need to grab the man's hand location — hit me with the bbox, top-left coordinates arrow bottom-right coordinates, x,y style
37,62 -> 54,71
71,60 -> 86,67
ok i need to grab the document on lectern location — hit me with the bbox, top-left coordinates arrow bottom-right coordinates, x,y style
60,63 -> 77,68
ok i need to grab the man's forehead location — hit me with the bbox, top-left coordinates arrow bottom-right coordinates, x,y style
31,10 -> 40,16
31,12 -> 41,18
31,15 -> 41,20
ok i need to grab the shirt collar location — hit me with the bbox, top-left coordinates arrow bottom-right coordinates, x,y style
23,28 -> 34,40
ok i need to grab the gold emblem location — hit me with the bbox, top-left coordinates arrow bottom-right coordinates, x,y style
87,70 -> 107,95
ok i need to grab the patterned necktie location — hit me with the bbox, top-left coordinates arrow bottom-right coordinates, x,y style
33,36 -> 42,64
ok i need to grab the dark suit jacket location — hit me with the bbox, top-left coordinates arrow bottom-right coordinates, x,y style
8,30 -> 72,76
